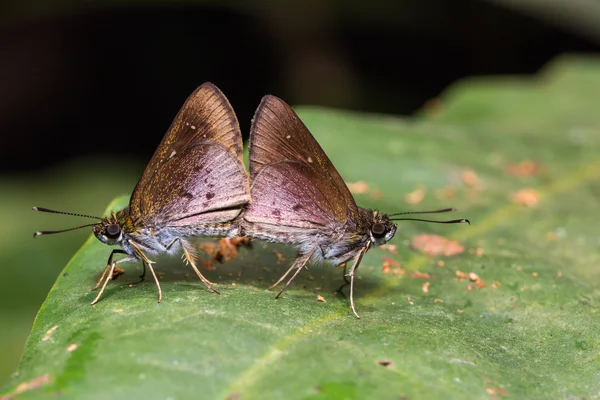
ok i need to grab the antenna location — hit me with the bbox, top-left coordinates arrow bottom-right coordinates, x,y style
388,208 -> 456,217
389,217 -> 470,225
32,207 -> 101,220
33,223 -> 98,238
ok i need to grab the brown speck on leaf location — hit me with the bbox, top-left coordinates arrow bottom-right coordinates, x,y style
273,250 -> 287,262
317,295 -> 326,303
382,258 -> 404,275
380,244 -> 398,254
307,275 -> 315,281
225,393 -> 242,400
46,325 -> 58,335
457,309 -> 463,314
547,231 -> 557,240
437,260 -> 445,267
434,298 -> 443,303
407,296 -> 414,305
347,180 -> 370,194
422,281 -> 430,293
512,188 -> 540,207
485,385 -> 508,399
5,374 -> 51,398
66,343 -> 77,352
404,186 -> 426,204
505,160 -> 542,176
457,270 -> 487,289
531,272 -> 538,278
461,169 -> 480,187
556,271 -> 562,278
491,281 -> 501,288
111,267 -> 125,280
411,272 -> 431,279
435,185 -> 455,200
412,234 -> 464,256
231,282 -> 236,286
377,360 -> 393,367
456,270 -> 469,280
42,325 -> 59,342
114,308 -> 123,313
370,189 -> 383,200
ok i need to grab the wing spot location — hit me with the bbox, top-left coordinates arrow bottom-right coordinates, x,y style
292,204 -> 303,211
191,125 -> 196,130
272,210 -> 281,216
286,135 -> 291,139
307,156 -> 313,163
206,193 -> 215,200
181,192 -> 193,200
169,150 -> 177,159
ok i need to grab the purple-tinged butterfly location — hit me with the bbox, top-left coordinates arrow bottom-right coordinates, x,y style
242,95 -> 468,318
33,83 -> 250,304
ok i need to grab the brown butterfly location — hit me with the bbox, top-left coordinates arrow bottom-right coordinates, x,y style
242,95 -> 468,318
34,83 -> 250,304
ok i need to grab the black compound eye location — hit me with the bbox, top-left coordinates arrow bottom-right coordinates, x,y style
372,222 -> 386,237
106,224 -> 121,239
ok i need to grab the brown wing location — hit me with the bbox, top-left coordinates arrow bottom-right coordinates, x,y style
245,95 -> 359,229
129,83 -> 249,226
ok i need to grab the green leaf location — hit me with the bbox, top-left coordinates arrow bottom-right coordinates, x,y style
3,55 -> 599,399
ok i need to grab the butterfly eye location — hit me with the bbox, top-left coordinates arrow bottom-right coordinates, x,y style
371,222 -> 386,237
106,224 -> 121,239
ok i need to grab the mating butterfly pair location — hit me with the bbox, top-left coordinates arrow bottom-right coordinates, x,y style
34,83 -> 467,318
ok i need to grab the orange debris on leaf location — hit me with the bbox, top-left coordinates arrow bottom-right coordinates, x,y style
435,185 -> 455,200
456,270 -> 487,289
461,169 -> 480,187
316,295 -> 326,303
110,267 -> 126,280
505,160 -> 542,176
404,186 -> 426,205
381,258 -> 404,275
347,181 -> 370,194
370,189 -> 383,200
411,272 -> 431,279
422,281 -> 430,293
411,234 -> 464,256
511,189 -> 540,207
380,244 -> 398,254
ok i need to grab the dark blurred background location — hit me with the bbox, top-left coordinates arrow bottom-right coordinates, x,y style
2,0 -> 600,386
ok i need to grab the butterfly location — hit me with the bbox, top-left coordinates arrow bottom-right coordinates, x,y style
242,95 -> 468,318
34,83 -> 250,304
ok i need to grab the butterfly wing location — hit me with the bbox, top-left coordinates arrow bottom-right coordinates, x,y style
245,95 -> 359,232
130,83 -> 249,226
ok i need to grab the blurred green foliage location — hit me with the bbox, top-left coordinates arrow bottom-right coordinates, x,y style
0,158 -> 143,385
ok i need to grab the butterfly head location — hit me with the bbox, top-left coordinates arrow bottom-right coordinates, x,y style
369,211 -> 397,246
93,211 -> 133,246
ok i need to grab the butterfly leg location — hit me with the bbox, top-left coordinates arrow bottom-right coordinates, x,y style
91,250 -> 137,305
165,237 -> 219,294
182,245 -> 220,294
92,249 -> 129,291
127,242 -> 162,303
346,244 -> 371,319
274,251 -> 314,299
125,261 -> 147,286
335,263 -> 351,296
